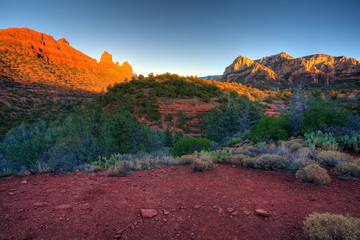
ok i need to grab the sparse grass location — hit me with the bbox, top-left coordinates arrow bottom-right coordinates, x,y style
303,212 -> 360,240
296,164 -> 331,185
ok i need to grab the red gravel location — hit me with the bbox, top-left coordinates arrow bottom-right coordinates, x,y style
1,165 -> 359,240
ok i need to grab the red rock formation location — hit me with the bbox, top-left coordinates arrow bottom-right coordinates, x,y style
0,27 -> 133,92
219,52 -> 360,86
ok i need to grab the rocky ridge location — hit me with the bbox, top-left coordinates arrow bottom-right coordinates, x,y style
0,27 -> 133,92
219,52 -> 360,86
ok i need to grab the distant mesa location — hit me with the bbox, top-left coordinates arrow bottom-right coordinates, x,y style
0,27 -> 133,92
218,52 -> 360,86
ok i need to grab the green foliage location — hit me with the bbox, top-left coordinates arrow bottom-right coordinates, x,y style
302,99 -> 353,133
251,114 -> 291,142
304,131 -> 338,150
303,212 -> 360,240
0,106 -> 164,173
218,96 -> 229,104
296,164 -> 331,185
171,136 -> 211,157
341,133 -> 360,153
202,95 -> 263,143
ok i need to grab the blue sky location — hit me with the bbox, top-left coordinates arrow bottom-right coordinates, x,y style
1,0 -> 359,76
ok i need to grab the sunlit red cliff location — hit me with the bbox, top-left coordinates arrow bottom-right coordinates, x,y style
219,52 -> 360,86
0,27 -> 133,92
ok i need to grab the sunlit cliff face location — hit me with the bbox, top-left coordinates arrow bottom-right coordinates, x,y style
0,27 -> 133,92
219,52 -> 360,85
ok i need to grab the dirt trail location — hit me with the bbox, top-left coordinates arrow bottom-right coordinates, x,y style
1,165 -> 359,240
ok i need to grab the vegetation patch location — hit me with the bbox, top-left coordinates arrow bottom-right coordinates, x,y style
296,164 -> 331,185
303,212 -> 360,240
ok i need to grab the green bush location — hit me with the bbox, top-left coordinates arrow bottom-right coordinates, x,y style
0,107 -> 165,173
202,95 -> 263,143
302,99 -> 353,133
341,133 -> 360,153
303,212 -> 360,240
251,114 -> 291,142
296,164 -> 331,185
254,154 -> 290,170
171,136 -> 211,157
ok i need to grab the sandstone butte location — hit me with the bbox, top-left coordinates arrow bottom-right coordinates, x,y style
218,52 -> 360,86
0,27 -> 133,92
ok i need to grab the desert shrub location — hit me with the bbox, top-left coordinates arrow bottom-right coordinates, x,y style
296,164 -> 331,185
192,155 -> 215,172
224,154 -> 250,165
335,162 -> 360,178
317,151 -> 352,168
171,136 -> 211,157
254,154 -> 290,170
226,137 -> 242,146
179,154 -> 197,165
304,131 -> 338,150
251,114 -> 291,142
294,158 -> 315,169
106,161 -> 135,177
99,152 -> 177,177
303,212 -> 360,240
227,154 -> 256,167
297,147 -> 316,159
202,150 -> 233,163
289,142 -> 303,151
241,156 -> 256,168
255,144 -> 293,160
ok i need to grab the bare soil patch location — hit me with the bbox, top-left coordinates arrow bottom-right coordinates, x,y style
1,165 -> 359,239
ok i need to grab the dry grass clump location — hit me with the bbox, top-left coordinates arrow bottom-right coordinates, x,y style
294,158 -> 315,169
106,160 -> 142,177
303,212 -> 360,240
224,155 -> 242,165
254,154 -> 290,170
234,143 -> 256,155
290,142 -> 303,151
297,147 -> 316,159
335,162 -> 360,178
192,155 -> 215,172
224,154 -> 256,168
296,164 -> 331,185
179,155 -> 197,165
241,156 -> 256,168
317,151 -> 352,168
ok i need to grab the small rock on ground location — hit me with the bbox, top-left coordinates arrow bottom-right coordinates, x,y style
140,209 -> 158,218
255,209 -> 270,217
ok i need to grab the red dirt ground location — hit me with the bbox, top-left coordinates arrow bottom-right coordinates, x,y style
0,165 -> 359,240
